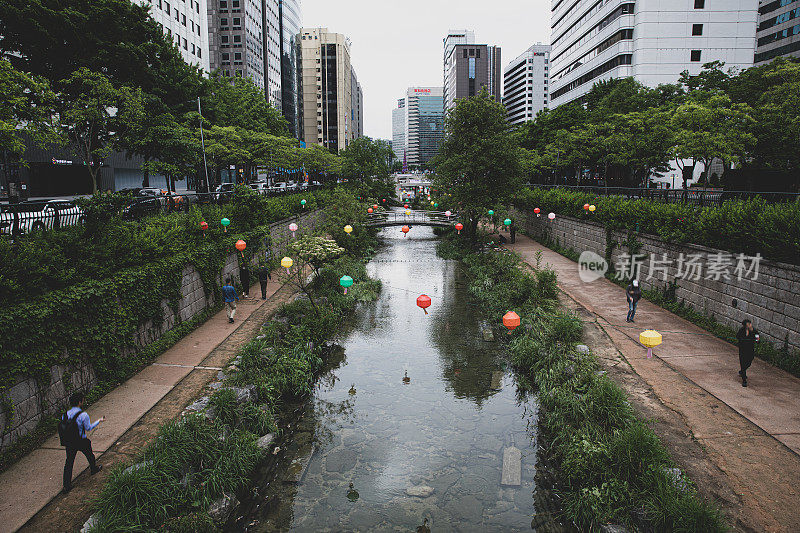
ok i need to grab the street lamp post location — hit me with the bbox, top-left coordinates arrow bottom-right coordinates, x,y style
197,97 -> 211,194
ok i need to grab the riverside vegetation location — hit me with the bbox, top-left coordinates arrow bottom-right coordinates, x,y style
85,203 -> 381,531
439,235 -> 726,532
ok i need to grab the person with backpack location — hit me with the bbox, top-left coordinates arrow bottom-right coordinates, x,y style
222,277 -> 239,323
737,318 -> 760,387
61,392 -> 104,493
626,279 -> 642,323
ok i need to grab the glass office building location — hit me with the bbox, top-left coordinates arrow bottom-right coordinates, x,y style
279,0 -> 301,137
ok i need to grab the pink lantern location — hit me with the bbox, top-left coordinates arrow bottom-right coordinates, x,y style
445,210 -> 452,218
548,212 -> 556,221
289,222 -> 298,238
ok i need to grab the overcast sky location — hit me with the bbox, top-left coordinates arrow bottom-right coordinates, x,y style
300,0 -> 552,140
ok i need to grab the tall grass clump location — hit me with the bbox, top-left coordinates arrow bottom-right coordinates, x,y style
454,242 -> 727,532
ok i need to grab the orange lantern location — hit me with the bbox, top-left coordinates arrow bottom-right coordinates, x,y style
401,225 -> 410,236
417,294 -> 431,315
235,239 -> 246,252
367,207 -> 373,213
503,311 -> 521,334
584,204 -> 590,211
455,222 -> 463,235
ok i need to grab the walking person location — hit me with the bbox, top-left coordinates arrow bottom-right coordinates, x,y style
222,277 -> 239,323
60,392 -> 104,493
737,319 -> 759,387
240,262 -> 251,298
626,279 -> 641,323
258,260 -> 272,300
509,222 -> 516,244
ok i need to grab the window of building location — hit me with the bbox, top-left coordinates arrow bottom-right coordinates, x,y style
694,0 -> 705,8
221,35 -> 229,43
221,17 -> 228,26
183,38 -> 187,49
197,48 -> 201,58
223,52 -> 229,60
469,48 -> 475,56
164,2 -> 170,12
691,49 -> 702,61
233,35 -> 241,42
220,0 -> 227,7
468,57 -> 476,79
175,8 -> 179,21
233,17 -> 241,27
182,14 -> 186,25
463,49 -> 468,58
232,0 -> 240,6
692,23 -> 703,35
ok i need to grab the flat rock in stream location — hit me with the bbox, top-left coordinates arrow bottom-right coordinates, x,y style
482,327 -> 495,342
500,446 -> 522,486
405,485 -> 435,498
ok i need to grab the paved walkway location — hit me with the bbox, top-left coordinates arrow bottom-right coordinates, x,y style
0,276 -> 292,533
507,235 -> 800,532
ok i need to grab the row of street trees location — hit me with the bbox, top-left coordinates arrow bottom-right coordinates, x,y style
0,0 -> 394,193
517,59 -> 800,190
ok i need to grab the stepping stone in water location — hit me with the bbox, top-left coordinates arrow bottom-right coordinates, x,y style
405,485 -> 435,498
490,371 -> 503,391
501,446 -> 522,486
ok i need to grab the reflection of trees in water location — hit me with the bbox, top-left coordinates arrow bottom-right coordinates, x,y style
429,264 -> 503,407
312,396 -> 356,447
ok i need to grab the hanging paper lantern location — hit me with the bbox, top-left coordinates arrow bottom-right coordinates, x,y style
281,256 -> 293,273
404,204 -> 409,209
221,218 -> 231,232
339,275 -> 354,295
401,225 -> 410,236
235,239 -> 246,252
289,222 -> 298,238
434,203 -> 438,208
301,199 -> 307,207
503,311 -> 521,333
344,225 -> 353,234
584,204 -> 590,211
199,221 -> 208,231
445,210 -> 452,218
548,213 -> 556,220
382,198 -> 387,203
455,222 -> 464,234
504,218 -> 512,226
589,204 -> 596,212
640,330 -> 662,359
373,204 -> 378,209
367,207 -> 373,214
534,207 -> 541,218
416,294 -> 432,315
488,210 -> 495,216
405,209 -> 411,215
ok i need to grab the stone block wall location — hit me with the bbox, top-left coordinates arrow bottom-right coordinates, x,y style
1,210 -> 327,451
510,207 -> 800,353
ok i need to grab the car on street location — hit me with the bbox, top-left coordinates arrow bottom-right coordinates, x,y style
249,182 -> 271,195
214,183 -> 236,201
0,199 -> 85,234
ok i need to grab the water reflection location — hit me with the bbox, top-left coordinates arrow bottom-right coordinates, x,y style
234,226 -> 543,532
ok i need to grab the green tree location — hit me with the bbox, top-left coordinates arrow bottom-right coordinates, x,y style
606,107 -> 674,186
203,74 -> 288,135
433,90 -> 523,244
339,136 -> 394,181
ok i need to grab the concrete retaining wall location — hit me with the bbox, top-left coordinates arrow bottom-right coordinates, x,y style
0,210 -> 326,450
510,207 -> 800,353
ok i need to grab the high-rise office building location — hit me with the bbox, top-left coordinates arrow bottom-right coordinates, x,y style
755,0 -> 800,64
391,88 -> 445,166
279,0 -> 302,137
140,0 -> 210,72
550,0 -> 758,108
262,0 -> 282,107
208,0 -> 266,91
443,31 -> 501,111
298,28 -> 362,152
350,67 -> 364,139
504,44 -> 551,125
392,98 -> 406,161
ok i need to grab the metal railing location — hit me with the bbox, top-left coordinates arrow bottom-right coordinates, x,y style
365,210 -> 458,227
531,185 -> 800,207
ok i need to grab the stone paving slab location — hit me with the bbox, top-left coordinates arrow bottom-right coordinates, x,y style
0,277 -> 286,533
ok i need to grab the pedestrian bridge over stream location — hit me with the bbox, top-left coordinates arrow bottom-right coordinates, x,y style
364,210 -> 458,228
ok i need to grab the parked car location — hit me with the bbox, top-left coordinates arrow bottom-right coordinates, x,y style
0,199 -> 85,234
121,197 -> 162,219
214,183 -> 236,201
249,182 -> 271,195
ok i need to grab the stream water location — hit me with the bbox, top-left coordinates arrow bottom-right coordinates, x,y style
235,225 -> 545,532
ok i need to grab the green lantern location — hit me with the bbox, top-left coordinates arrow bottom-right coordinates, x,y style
434,203 -> 438,208
504,218 -> 512,226
300,199 -> 307,207
488,210 -> 495,216
339,275 -> 354,294
221,218 -> 230,232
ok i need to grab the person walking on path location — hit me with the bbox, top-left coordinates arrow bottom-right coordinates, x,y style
61,392 -> 103,493
510,223 -> 516,244
240,262 -> 251,298
737,319 -> 759,387
626,279 -> 641,323
222,278 -> 239,323
258,260 -> 272,300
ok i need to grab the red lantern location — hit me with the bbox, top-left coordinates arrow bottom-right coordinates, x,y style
503,311 -> 521,333
417,294 -> 431,315
533,208 -> 540,214
583,204 -> 590,211
367,208 -> 374,213
382,198 -> 386,203
200,221 -> 208,231
235,239 -> 247,252
404,204 -> 409,209
373,204 -> 378,209
401,225 -> 410,236
455,222 -> 464,235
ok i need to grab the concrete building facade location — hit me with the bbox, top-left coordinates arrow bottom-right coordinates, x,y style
208,0 -> 266,91
140,0 -> 210,72
298,28 -> 362,152
755,0 -> 800,64
444,37 -> 502,111
504,44 -> 552,125
550,0 -> 758,108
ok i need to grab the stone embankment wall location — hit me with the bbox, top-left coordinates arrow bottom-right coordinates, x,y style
0,210 -> 325,450
510,207 -> 800,353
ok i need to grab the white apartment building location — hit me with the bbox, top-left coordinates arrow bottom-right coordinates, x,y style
549,0 -> 758,108
140,0 -> 210,72
504,44 -> 552,125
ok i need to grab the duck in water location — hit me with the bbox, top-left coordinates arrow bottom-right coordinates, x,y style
416,518 -> 430,533
346,482 -> 359,502
402,370 -> 411,384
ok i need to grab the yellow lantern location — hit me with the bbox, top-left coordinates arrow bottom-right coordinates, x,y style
589,204 -> 596,212
344,225 -> 353,234
405,209 -> 411,215
639,330 -> 662,359
281,256 -> 293,273
430,201 -> 435,206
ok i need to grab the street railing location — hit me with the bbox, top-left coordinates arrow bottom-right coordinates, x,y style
531,185 -> 800,207
365,210 -> 458,227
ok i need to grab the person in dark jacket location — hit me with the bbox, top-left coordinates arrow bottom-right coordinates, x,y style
222,278 -> 239,323
737,319 -> 759,387
258,261 -> 272,299
509,223 -> 517,244
62,392 -> 104,493
626,279 -> 641,323
240,262 -> 250,298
